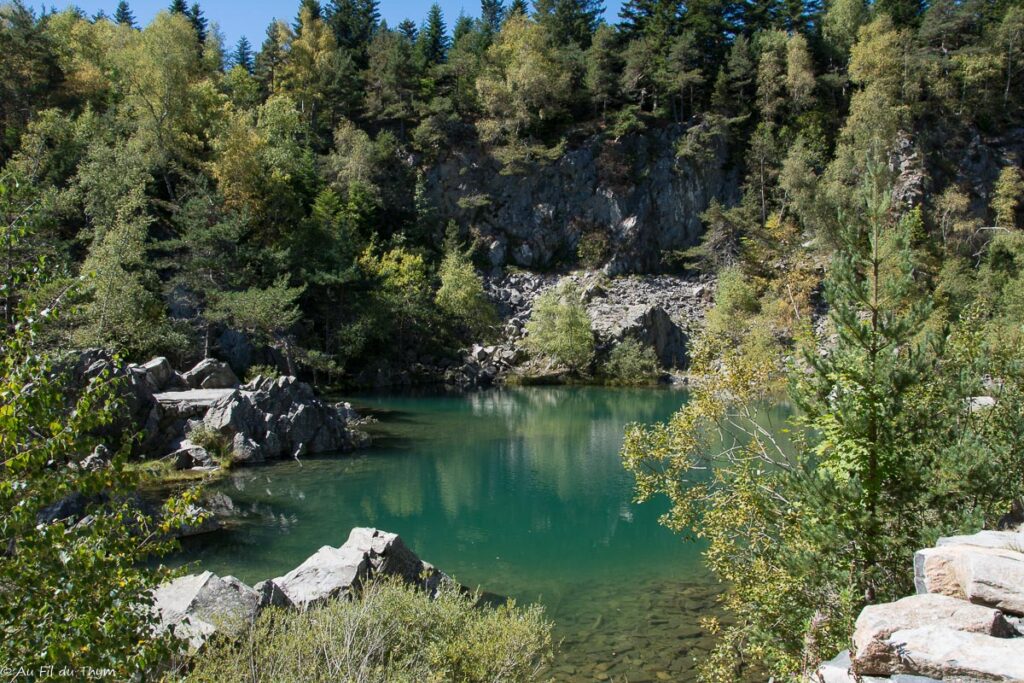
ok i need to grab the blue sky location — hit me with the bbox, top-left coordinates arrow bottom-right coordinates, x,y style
53,0 -> 625,52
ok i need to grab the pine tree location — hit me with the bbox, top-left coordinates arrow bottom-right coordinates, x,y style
397,18 -> 417,41
255,20 -> 288,92
114,0 -> 135,27
481,0 -> 505,34
168,0 -> 188,15
534,0 -> 604,48
187,2 -> 207,43
232,35 -> 254,72
417,4 -> 449,65
327,0 -> 380,59
618,0 -> 680,38
507,0 -> 529,20
294,0 -> 323,32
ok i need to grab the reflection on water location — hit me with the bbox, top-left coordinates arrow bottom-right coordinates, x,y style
177,386 -> 790,681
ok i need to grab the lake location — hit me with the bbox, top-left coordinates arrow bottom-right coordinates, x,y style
179,385 -> 735,681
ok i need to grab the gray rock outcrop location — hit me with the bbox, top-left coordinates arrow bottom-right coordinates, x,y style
152,571 -> 260,650
183,358 -> 240,390
852,594 -> 1014,676
424,127 -> 737,273
814,526 -> 1024,683
202,376 -> 368,463
153,528 -> 446,649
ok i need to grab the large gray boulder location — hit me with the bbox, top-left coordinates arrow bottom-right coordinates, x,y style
183,358 -> 240,390
140,357 -> 175,392
267,528 -> 433,609
152,571 -> 260,650
915,544 -> 1024,616
851,593 -> 1014,675
203,376 -> 365,463
875,625 -> 1024,680
267,545 -> 371,609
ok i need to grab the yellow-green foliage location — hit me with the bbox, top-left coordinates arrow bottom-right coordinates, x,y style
601,338 -> 661,385
184,578 -> 554,683
524,280 -> 595,373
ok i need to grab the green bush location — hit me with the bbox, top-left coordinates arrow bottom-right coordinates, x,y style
577,231 -> 610,269
244,363 -> 282,383
186,423 -> 231,468
601,338 -> 661,385
184,578 -> 554,683
524,281 -> 595,373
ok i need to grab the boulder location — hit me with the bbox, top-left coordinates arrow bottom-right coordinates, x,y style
915,544 -> 1024,615
267,528 -> 435,609
936,529 -> 1024,551
875,625 -> 1024,680
141,357 -> 175,392
203,376 -> 366,463
814,650 -> 941,683
851,593 -> 1014,675
168,440 -> 213,470
152,571 -> 260,650
270,545 -> 371,609
254,579 -> 294,609
591,304 -> 689,369
183,358 -> 240,390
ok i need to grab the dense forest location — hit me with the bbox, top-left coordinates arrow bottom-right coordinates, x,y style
3,0 -> 1024,679
2,0 -> 1020,381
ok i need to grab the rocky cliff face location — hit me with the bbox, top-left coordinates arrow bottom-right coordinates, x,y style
424,126 -> 738,274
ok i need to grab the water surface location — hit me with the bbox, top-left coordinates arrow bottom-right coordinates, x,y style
179,386 -> 749,681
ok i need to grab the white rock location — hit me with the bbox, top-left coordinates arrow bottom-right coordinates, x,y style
881,625 -> 1024,680
152,571 -> 259,649
852,593 -> 1013,675
270,545 -> 370,609
915,544 -> 1024,616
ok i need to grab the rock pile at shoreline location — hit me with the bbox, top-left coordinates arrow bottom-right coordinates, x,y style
153,528 -> 444,650
815,527 -> 1024,682
69,350 -> 370,468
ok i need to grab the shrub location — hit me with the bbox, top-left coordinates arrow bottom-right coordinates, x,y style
577,230 -> 610,269
186,423 -> 231,468
524,281 -> 595,373
184,578 -> 554,683
601,338 -> 661,384
436,240 -> 498,339
244,363 -> 282,383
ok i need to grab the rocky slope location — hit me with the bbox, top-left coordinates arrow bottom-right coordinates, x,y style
425,126 -> 739,274
443,270 -> 713,388
815,526 -> 1024,682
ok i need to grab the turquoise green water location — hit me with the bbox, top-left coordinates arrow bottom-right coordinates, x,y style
178,386 -> 746,681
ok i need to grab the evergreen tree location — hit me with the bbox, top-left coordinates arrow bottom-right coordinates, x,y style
187,2 -> 207,43
294,0 -> 323,32
876,0 -> 925,27
481,0 -> 505,34
534,0 -> 604,48
417,3 -> 449,65
618,0 -> 680,39
397,18 -> 418,41
507,0 -> 529,19
255,20 -> 288,92
168,0 -> 187,15
585,23 -> 622,118
113,0 -> 135,27
232,35 -> 254,72
327,0 -> 380,60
